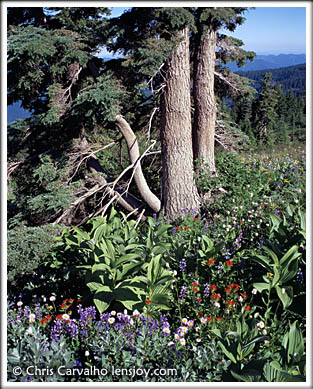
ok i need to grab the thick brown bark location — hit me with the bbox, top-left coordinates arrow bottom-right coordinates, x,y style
193,28 -> 217,173
161,26 -> 200,220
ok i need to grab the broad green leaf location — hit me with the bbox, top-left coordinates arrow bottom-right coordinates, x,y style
218,341 -> 237,364
113,253 -> 142,268
93,289 -> 113,313
280,245 -> 300,266
275,285 -> 293,308
92,263 -> 111,273
86,281 -> 106,292
250,254 -> 273,272
253,282 -> 270,293
155,224 -> 172,237
298,210 -> 306,232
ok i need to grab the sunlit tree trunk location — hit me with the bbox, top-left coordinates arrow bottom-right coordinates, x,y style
161,26 -> 200,220
193,27 -> 217,173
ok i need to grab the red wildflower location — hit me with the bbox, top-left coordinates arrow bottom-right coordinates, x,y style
184,226 -> 189,231
194,217 -> 199,221
241,292 -> 247,298
233,283 -> 240,290
60,303 -> 67,310
192,281 -> 199,287
176,226 -> 181,231
210,284 -> 217,291
40,318 -> 48,325
207,316 -> 213,322
245,305 -> 251,311
56,314 -> 63,320
226,300 -> 236,307
77,299 -> 82,304
68,298 -> 74,304
145,299 -> 152,304
211,293 -> 221,301
198,312 -> 204,317
206,259 -> 215,265
216,316 -> 222,321
197,297 -> 203,302
225,288 -> 231,294
45,315 -> 52,320
193,288 -> 198,293
62,299 -> 67,304
225,260 -> 233,268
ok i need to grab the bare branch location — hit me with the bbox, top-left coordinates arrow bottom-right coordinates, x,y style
115,115 -> 161,212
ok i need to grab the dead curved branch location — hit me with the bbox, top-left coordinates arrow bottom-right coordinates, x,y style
115,115 -> 161,213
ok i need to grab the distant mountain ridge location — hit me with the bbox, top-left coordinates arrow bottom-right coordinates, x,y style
225,53 -> 306,72
8,54 -> 306,124
236,63 -> 306,97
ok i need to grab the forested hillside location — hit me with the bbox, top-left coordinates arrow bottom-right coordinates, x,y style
236,63 -> 306,97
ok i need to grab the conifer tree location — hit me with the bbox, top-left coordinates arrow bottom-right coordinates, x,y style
252,72 -> 278,144
8,6 -> 255,223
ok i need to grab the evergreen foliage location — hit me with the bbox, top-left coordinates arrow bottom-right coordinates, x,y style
236,64 -> 306,97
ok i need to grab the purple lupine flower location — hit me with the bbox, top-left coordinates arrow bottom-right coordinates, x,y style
35,303 -> 43,320
67,320 -> 79,338
179,258 -> 187,272
203,283 -> 210,297
50,319 -> 63,343
179,286 -> 187,301
296,268 -> 304,282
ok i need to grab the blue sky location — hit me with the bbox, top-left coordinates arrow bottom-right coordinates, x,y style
102,6 -> 306,56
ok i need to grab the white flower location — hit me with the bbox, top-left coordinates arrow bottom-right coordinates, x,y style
42,297 -> 47,302
111,311 -> 116,316
173,270 -> 177,276
29,313 -> 36,323
108,317 -> 115,324
193,346 -> 197,352
181,318 -> 188,325
62,314 -> 70,321
168,341 -> 175,347
257,321 -> 265,329
252,288 -> 258,295
195,326 -> 200,332
26,327 -> 33,335
238,296 -> 244,303
132,309 -> 140,317
281,288 -> 286,294
254,312 -> 260,318
49,296 -> 56,302
196,338 -> 201,343
214,302 -> 220,308
129,319 -> 134,326
179,338 -> 186,346
163,327 -> 171,335
262,329 -> 267,335
174,333 -> 180,340
123,309 -> 128,315
85,351 -> 90,357
17,301 -> 23,307
200,317 -> 207,324
187,320 -> 194,327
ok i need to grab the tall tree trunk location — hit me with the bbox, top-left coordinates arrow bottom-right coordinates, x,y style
193,27 -> 217,173
161,26 -> 200,220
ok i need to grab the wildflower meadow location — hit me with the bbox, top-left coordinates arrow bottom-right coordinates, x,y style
7,146 -> 306,382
